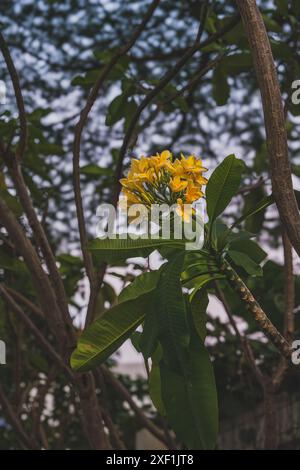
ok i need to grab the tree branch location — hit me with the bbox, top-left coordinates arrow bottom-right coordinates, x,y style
214,281 -> 264,385
0,285 -> 75,382
220,258 -> 291,360
0,31 -> 27,160
100,366 -> 170,447
0,384 -> 38,449
0,197 -> 65,344
235,0 -> 300,257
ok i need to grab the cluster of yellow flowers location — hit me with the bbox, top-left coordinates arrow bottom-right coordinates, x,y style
119,150 -> 207,220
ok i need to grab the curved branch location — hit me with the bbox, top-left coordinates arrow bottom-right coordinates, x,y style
0,32 -> 73,347
0,384 -> 38,449
0,285 -> 75,382
0,32 -> 27,160
0,197 -> 64,343
235,0 -> 300,257
100,366 -> 171,447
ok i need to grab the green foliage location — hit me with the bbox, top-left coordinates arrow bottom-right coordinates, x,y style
71,293 -> 152,372
1,0 -> 299,450
70,153 -> 273,448
206,154 -> 245,226
89,236 -> 185,262
160,334 -> 218,450
212,63 -> 230,106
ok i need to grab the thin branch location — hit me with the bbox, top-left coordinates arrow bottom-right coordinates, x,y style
214,281 -> 264,385
5,286 -> 44,319
237,177 -> 265,195
0,32 -> 73,346
272,229 -> 295,389
0,384 -> 38,449
0,145 -> 74,351
0,197 -> 65,343
220,258 -> 291,359
0,285 -> 75,383
0,32 -> 27,160
100,366 -> 170,447
163,52 -> 226,105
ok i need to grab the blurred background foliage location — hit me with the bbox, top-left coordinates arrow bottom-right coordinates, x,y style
0,0 -> 300,449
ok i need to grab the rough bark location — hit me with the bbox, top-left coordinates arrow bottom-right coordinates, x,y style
236,0 -> 300,258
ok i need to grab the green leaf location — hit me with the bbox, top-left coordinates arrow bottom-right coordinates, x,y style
206,154 -> 245,226
275,0 -> 289,15
160,337 -> 218,449
189,274 -> 225,301
291,164 -> 300,177
124,98 -> 138,131
0,190 -> 23,217
225,52 -> 253,76
156,253 -> 190,368
140,308 -> 160,359
149,346 -> 165,416
70,293 -> 152,371
212,64 -> 230,106
190,289 -> 209,341
229,239 -> 267,264
231,193 -> 274,231
105,93 -> 127,126
291,0 -> 300,15
89,236 -> 185,263
119,270 -> 160,303
80,164 -> 113,176
228,250 -> 262,277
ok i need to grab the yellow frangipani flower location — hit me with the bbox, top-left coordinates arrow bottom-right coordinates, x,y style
138,156 -> 151,173
119,177 -> 142,191
180,154 -> 208,174
119,150 -> 208,213
156,150 -> 174,170
185,183 -> 204,204
169,175 -> 188,193
176,198 -> 194,222
171,159 -> 186,177
192,174 -> 208,186
135,168 -> 155,183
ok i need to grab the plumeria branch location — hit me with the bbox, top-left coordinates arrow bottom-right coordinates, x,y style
219,258 -> 291,360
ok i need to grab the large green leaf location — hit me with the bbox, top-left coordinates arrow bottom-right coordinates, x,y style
156,253 -> 190,368
89,236 -> 185,263
120,270 -> 162,358
71,293 -> 152,371
206,154 -> 245,225
160,335 -> 218,450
